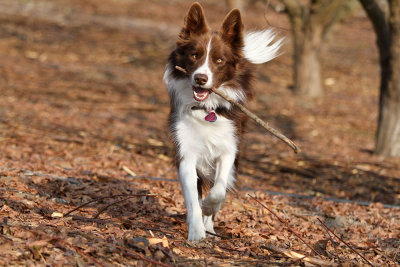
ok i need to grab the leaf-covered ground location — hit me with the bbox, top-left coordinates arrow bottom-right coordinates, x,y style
0,0 -> 399,266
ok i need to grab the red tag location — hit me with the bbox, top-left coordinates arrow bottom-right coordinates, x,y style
205,111 -> 217,122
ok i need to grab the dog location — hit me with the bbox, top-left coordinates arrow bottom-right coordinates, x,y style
163,2 -> 283,241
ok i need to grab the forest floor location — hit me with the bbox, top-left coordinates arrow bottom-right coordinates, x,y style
0,0 -> 399,266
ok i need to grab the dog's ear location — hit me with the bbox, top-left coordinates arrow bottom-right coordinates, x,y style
220,9 -> 243,49
179,2 -> 209,40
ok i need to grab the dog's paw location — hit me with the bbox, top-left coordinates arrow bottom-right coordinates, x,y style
202,184 -> 225,216
202,198 -> 221,216
188,222 -> 206,241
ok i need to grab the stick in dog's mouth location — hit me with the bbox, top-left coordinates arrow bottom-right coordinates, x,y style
174,65 -> 301,154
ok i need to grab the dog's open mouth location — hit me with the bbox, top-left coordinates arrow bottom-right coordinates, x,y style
193,86 -> 210,101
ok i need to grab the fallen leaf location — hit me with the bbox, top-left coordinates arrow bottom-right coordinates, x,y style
148,236 -> 169,248
51,212 -> 63,218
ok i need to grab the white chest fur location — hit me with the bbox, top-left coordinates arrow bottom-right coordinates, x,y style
174,108 -> 238,180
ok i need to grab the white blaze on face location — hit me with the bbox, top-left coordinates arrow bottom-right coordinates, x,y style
192,37 -> 213,89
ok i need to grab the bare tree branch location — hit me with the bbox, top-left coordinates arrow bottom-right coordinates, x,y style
317,218 -> 374,266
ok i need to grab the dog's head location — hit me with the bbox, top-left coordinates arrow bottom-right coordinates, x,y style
171,2 -> 246,103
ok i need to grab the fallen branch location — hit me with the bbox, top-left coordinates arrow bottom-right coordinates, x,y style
93,195 -> 145,219
70,215 -> 118,225
175,65 -> 301,154
317,218 -> 373,266
264,243 -> 338,266
64,193 -> 156,217
205,230 -> 229,239
247,194 -> 320,256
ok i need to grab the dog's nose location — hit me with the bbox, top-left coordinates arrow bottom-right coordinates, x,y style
194,74 -> 208,86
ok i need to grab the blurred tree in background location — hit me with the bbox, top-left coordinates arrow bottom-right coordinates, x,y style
360,0 -> 400,157
225,0 -> 245,12
225,0 -> 400,157
281,0 -> 358,97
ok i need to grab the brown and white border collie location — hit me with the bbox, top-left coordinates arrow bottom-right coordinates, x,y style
164,2 -> 283,240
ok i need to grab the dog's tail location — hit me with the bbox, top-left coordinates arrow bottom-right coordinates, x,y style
243,29 -> 284,64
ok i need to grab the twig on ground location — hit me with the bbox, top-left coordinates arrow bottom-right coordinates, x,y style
205,231 -> 228,239
63,193 -> 156,217
247,194 -> 320,256
374,244 -> 400,266
70,215 -> 118,225
93,195 -> 141,219
317,218 -> 373,266
264,243 -> 338,266
174,65 -> 301,154
122,165 -> 137,177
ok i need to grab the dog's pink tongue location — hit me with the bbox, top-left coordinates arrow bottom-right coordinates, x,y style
196,91 -> 207,97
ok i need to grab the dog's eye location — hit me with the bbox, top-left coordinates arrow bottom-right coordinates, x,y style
216,58 -> 223,63
191,54 -> 198,60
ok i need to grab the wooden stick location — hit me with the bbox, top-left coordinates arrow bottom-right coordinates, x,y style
248,194 -> 320,256
264,243 -> 338,267
174,65 -> 301,154
63,193 -> 156,217
93,195 -> 140,219
210,87 -> 300,153
205,230 -> 228,239
317,218 -> 373,266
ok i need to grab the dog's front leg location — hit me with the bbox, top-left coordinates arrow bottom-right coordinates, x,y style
178,158 -> 205,241
202,153 -> 235,217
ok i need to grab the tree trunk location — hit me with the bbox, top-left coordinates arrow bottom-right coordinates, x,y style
283,0 -> 349,98
226,0 -> 244,12
375,0 -> 400,156
293,23 -> 324,97
376,99 -> 400,156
